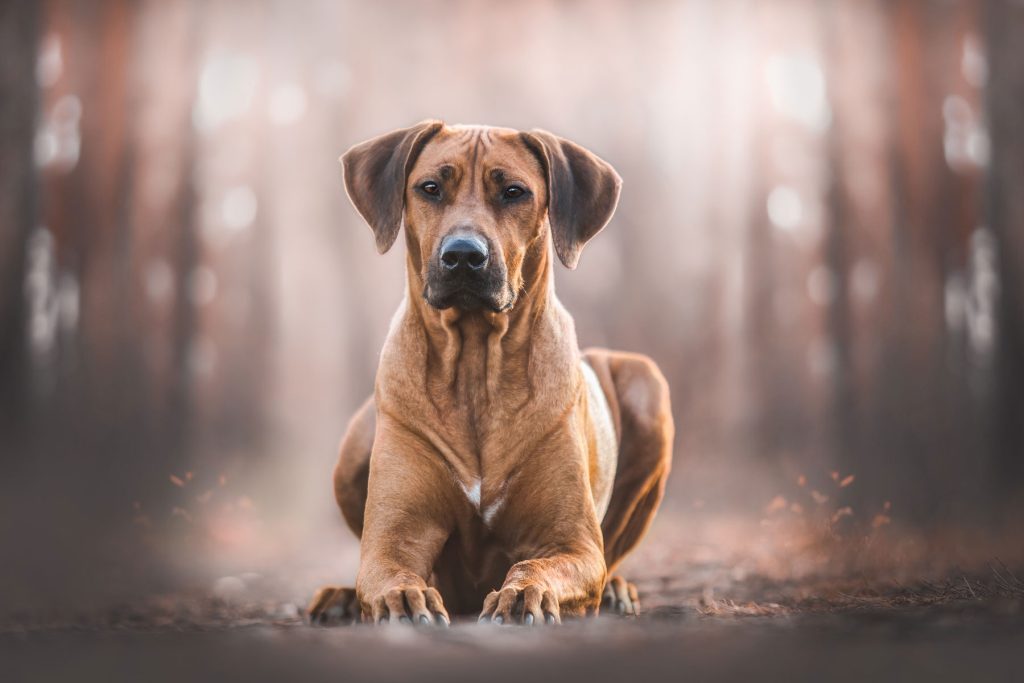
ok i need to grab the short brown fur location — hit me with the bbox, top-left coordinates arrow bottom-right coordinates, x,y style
308,122 -> 673,626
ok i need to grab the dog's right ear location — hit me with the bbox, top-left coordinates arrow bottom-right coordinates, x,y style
341,120 -> 444,254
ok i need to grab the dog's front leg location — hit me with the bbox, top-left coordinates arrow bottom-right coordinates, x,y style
356,428 -> 456,625
479,439 -> 607,625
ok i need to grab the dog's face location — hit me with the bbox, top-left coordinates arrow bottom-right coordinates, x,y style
408,126 -> 547,312
341,121 -> 621,314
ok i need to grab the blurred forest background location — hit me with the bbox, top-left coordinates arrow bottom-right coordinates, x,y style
1,0 -> 1023,613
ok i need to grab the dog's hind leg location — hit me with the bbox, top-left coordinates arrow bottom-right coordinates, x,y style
582,350 -> 673,616
308,395 -> 375,625
333,396 -> 375,538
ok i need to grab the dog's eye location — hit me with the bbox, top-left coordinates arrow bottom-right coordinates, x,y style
503,185 -> 527,200
419,181 -> 440,197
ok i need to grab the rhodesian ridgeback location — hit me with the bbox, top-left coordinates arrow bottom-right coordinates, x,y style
308,121 -> 673,625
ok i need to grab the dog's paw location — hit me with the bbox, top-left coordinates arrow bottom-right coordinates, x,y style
601,575 -> 640,616
367,585 -> 450,626
307,585 -> 360,626
478,584 -> 561,625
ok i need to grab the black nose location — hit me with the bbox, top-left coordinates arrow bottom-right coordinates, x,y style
439,234 -> 489,272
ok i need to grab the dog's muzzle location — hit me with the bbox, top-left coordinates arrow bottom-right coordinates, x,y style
424,233 -> 514,313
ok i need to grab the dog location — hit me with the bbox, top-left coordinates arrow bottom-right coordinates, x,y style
308,121 -> 673,625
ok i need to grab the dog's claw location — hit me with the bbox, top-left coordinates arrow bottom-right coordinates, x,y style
368,585 -> 450,626
602,576 -> 641,617
307,585 -> 360,627
479,584 -> 561,625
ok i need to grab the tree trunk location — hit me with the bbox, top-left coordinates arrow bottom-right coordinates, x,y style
985,0 -> 1024,495
0,0 -> 39,430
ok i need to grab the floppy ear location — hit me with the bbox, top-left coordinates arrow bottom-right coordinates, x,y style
341,120 -> 444,254
521,130 -> 622,269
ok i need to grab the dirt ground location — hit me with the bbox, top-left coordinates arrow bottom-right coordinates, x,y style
4,559 -> 1023,683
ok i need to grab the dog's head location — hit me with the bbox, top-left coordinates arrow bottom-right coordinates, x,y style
341,121 -> 621,313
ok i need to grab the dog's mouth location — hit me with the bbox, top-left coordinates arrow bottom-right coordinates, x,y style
423,280 -> 515,313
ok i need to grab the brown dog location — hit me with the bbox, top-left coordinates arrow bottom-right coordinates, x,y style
308,121 -> 673,625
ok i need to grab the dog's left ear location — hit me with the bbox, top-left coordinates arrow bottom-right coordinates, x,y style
521,130 -> 622,269
341,120 -> 444,254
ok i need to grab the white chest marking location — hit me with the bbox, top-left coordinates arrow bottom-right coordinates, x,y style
459,477 -> 505,528
460,477 -> 481,510
481,495 -> 505,527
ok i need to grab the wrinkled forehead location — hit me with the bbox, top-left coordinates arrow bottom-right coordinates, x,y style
411,125 -> 545,183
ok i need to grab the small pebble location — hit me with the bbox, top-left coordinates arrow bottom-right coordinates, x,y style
277,602 -> 300,619
213,576 -> 246,600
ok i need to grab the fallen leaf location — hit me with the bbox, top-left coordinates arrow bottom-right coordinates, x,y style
830,506 -> 853,524
171,506 -> 192,522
